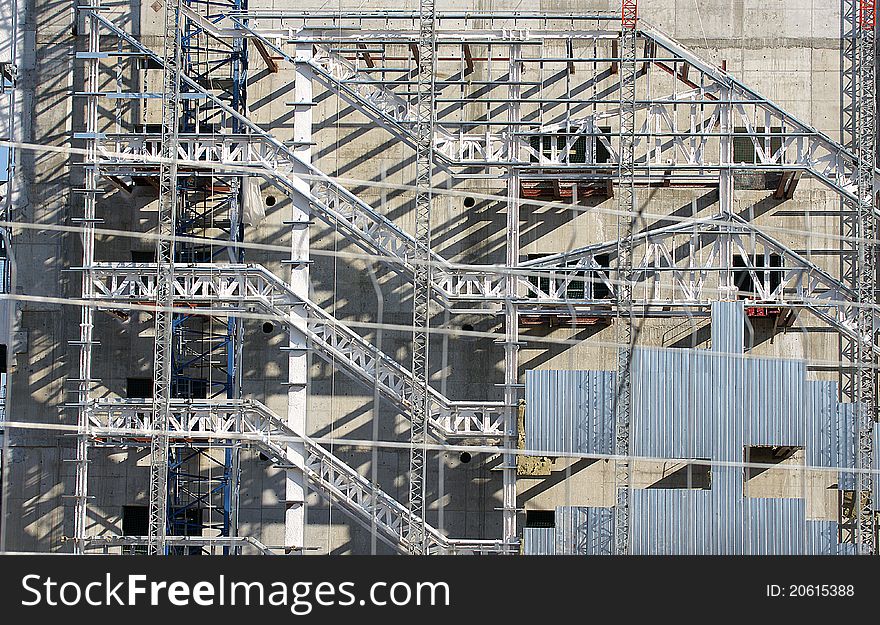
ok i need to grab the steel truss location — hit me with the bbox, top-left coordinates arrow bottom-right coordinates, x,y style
613,0 -> 637,556
186,10 -> 874,202
854,0 -> 876,554
88,262 -> 506,438
68,7 -> 879,554
85,398 -> 511,554
404,0 -> 436,555
146,0 -> 183,556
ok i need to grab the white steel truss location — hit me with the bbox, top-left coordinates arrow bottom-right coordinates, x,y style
87,262 -> 506,438
66,7 -> 879,554
854,0 -> 876,554
405,0 -> 436,555
87,399 -> 510,554
613,0 -> 638,556
191,10 -> 878,204
147,0 -> 184,556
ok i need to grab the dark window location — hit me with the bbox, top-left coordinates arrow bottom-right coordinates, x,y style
592,253 -> 612,300
122,505 -> 149,535
172,377 -> 208,399
530,133 -> 588,164
130,250 -> 154,263
139,57 -> 162,71
170,507 -> 202,536
178,247 -> 212,263
733,127 -> 783,164
525,510 -> 556,528
565,135 -> 587,164
529,135 -> 553,163
733,253 -> 783,298
527,254 -> 586,300
126,377 -> 152,398
122,505 -> 149,553
0,344 -> 6,373
595,126 -> 612,164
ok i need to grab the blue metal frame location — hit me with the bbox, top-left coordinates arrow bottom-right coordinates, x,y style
166,0 -> 248,553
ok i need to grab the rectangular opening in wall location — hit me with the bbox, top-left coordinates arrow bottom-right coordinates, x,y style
529,135 -> 554,163
733,253 -> 783,298
172,377 -> 209,399
592,253 -> 612,300
525,509 -> 556,528
170,506 -> 203,537
561,133 -> 587,164
122,505 -> 149,555
130,250 -> 155,263
733,126 -> 783,163
838,490 -> 857,545
526,253 -> 551,298
743,445 -> 804,498
642,459 -> 712,489
126,377 -> 153,398
595,126 -> 612,164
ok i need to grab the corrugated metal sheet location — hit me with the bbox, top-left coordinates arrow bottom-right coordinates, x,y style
524,369 -> 613,455
524,301 -> 864,555
711,301 -> 744,355
555,507 -> 613,555
522,528 -> 555,555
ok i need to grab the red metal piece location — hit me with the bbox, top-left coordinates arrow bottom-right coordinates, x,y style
622,0 -> 638,29
860,0 -> 876,30
745,306 -> 781,318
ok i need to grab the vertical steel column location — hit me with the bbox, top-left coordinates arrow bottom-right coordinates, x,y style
614,1 -> 638,556
855,0 -> 876,554
406,0 -> 436,555
503,41 -> 522,546
73,8 -> 101,554
842,1 -> 860,406
148,0 -> 183,555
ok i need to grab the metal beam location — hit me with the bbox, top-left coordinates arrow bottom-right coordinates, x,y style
147,0 -> 183,556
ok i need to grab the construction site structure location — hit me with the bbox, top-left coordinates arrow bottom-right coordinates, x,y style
0,1 -> 877,555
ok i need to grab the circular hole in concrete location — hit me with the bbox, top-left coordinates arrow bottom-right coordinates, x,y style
462,323 -> 474,333
265,195 -> 277,207
262,322 -> 275,334
459,451 -> 472,464
463,196 -> 476,208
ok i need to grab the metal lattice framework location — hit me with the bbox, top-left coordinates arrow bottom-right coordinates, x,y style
405,0 -> 436,555
613,0 -> 638,557
854,0 -> 877,554
63,6 -> 880,555
87,398 -> 511,554
147,0 -> 184,556
88,262 -> 506,438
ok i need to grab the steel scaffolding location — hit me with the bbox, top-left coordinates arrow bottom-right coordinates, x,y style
614,0 -> 638,557
405,0 -> 437,556
854,0 -> 876,554
61,7 -> 878,555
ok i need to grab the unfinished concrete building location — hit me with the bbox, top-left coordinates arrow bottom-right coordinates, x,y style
0,1 -> 877,555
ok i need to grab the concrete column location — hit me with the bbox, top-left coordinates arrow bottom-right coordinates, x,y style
284,43 -> 313,554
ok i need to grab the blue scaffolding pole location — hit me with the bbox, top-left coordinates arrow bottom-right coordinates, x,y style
166,0 -> 248,554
